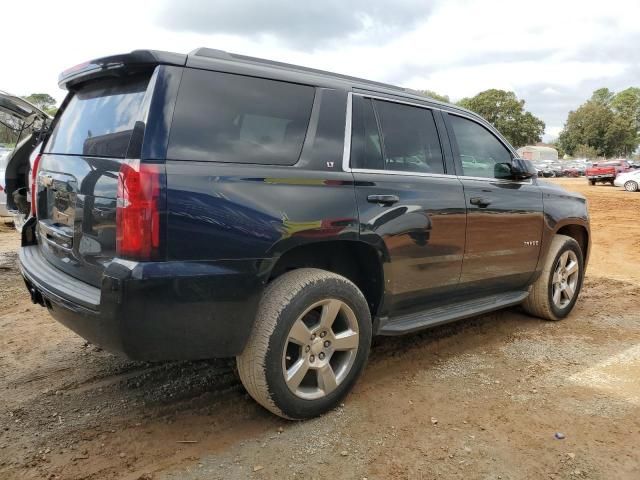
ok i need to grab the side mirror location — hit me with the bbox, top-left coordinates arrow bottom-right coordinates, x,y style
495,159 -> 536,180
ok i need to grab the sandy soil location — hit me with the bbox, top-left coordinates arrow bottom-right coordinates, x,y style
1,178 -> 639,480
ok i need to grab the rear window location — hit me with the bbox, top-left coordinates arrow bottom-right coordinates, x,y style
45,74 -> 151,158
167,69 -> 315,165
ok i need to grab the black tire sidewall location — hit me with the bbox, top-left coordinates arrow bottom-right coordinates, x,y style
546,239 -> 584,319
264,277 -> 372,419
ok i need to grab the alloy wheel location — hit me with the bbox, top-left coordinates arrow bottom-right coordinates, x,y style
282,299 -> 359,400
551,250 -> 580,309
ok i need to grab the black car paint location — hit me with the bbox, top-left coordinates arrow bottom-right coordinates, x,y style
18,49 -> 590,361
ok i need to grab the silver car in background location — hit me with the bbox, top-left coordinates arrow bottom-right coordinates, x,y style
614,169 -> 640,192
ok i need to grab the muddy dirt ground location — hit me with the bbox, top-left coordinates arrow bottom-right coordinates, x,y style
1,178 -> 639,480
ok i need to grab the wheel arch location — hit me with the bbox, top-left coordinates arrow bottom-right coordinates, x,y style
555,223 -> 590,265
266,240 -> 387,320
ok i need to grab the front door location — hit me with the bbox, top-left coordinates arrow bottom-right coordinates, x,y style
349,95 -> 467,312
444,112 -> 544,294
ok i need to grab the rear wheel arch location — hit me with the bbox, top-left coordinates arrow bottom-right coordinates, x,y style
267,240 -> 386,320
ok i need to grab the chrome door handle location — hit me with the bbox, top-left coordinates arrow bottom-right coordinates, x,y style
470,196 -> 492,207
367,194 -> 400,205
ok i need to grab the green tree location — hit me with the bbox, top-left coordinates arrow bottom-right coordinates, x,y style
22,93 -> 57,112
456,89 -> 545,147
590,87 -> 614,106
558,88 -> 639,158
611,87 -> 640,154
573,144 -> 599,160
415,90 -> 450,103
550,140 -> 566,158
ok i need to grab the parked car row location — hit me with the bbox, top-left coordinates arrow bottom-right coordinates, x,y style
531,161 -> 588,178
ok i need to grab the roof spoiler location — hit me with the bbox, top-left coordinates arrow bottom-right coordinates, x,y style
58,50 -> 187,90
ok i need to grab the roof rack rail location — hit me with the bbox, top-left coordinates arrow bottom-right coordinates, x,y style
189,47 -> 409,93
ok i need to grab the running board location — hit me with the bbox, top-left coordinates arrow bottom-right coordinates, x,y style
377,290 -> 529,335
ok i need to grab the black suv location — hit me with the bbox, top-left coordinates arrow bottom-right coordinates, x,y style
14,48 -> 590,419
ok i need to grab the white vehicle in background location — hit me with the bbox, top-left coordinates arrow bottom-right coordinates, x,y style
0,91 -> 52,228
614,169 -> 640,192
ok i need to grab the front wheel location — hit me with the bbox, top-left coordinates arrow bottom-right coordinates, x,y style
522,235 -> 584,321
237,268 -> 372,419
624,180 -> 639,192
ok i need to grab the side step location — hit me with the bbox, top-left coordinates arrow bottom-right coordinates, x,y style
377,290 -> 529,335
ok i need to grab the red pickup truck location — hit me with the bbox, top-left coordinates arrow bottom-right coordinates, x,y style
585,160 -> 630,185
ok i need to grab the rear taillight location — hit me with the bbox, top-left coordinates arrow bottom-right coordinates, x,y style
30,154 -> 42,216
116,160 -> 162,261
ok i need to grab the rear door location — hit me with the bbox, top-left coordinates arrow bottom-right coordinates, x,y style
444,112 -> 544,295
35,71 -> 156,286
349,94 -> 467,312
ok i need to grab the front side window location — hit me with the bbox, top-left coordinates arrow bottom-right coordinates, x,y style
168,69 -> 315,165
448,114 -> 512,178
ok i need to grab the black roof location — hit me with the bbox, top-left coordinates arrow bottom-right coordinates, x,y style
58,47 -> 477,118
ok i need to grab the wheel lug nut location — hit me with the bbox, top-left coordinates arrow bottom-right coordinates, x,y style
324,341 -> 330,347
319,352 -> 325,360
320,331 -> 326,338
305,345 -> 310,352
309,355 -> 315,362
311,333 -> 316,340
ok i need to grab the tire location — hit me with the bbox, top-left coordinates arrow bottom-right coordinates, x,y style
589,179 -> 596,186
624,180 -> 639,192
237,268 -> 372,420
522,235 -> 584,321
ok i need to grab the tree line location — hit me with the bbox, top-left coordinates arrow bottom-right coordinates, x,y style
417,87 -> 640,159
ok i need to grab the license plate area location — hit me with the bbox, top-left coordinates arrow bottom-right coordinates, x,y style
38,172 -> 78,249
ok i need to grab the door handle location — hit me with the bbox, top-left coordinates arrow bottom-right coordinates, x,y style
367,194 -> 400,205
470,196 -> 492,207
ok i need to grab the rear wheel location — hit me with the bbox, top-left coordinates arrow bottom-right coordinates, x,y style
522,235 -> 584,321
589,179 -> 596,186
237,268 -> 372,419
624,180 -> 639,192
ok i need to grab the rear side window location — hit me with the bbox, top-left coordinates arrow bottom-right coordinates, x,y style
45,74 -> 151,158
168,69 -> 315,165
374,100 -> 445,174
448,114 -> 512,178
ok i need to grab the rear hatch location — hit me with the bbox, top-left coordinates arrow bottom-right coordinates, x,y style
36,73 -> 154,287
0,91 -> 51,214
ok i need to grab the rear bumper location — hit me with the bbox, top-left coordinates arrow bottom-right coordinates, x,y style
19,245 -> 267,360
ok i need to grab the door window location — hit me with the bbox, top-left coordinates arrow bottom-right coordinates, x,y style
374,100 -> 445,174
448,114 -> 512,178
350,96 -> 384,170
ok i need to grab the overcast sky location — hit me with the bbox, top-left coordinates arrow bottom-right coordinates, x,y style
2,0 -> 638,141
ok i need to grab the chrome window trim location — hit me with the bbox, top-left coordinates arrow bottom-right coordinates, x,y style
350,168 -> 457,180
341,91 -> 353,172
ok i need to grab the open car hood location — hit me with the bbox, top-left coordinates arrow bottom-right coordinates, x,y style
0,90 -> 52,123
